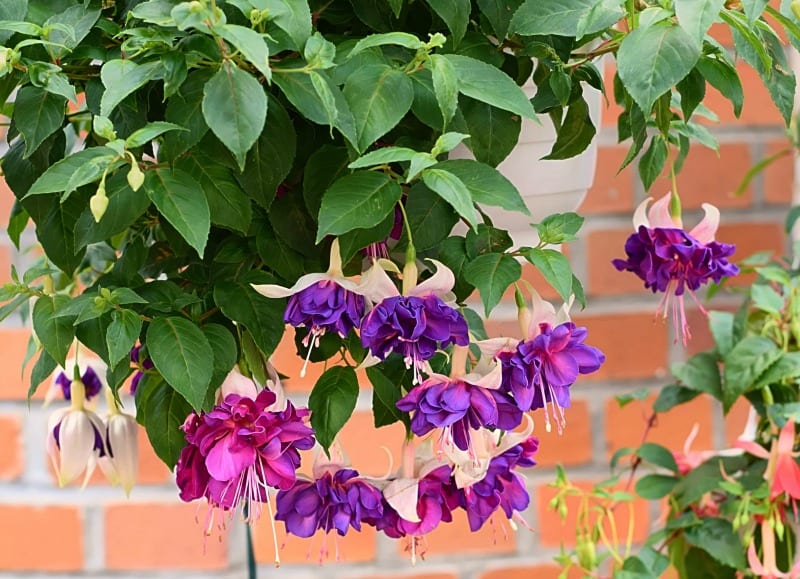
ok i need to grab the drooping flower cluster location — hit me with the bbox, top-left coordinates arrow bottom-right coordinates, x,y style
612,194 -> 739,343
175,371 -> 315,523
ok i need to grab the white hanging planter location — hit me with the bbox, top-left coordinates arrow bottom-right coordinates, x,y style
450,74 -> 603,248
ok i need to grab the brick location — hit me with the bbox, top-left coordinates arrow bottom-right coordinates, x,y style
580,146 -> 635,214
0,177 -> 16,227
717,221 -> 786,286
253,516 -> 377,565
136,425 -> 172,484
480,564 -> 584,579
651,144 -> 753,210
535,480 -> 650,547
535,399 -> 593,467
0,245 -> 11,285
724,397 -> 753,446
337,411 -> 405,476
502,261 -> 561,303
573,312 -> 669,380
407,509 -> 516,558
586,228 -> 653,297
0,329 -> 34,399
605,395 -> 714,457
703,65 -> 784,126
763,141 -> 795,205
0,414 -> 22,480
0,505 -> 83,571
104,502 -> 228,570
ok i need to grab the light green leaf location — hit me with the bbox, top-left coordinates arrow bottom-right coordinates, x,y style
106,309 -> 142,367
146,316 -> 214,411
348,32 -> 424,57
125,122 -> 186,149
424,0 -> 470,44
100,60 -> 162,117
722,336 -> 783,412
637,442 -> 679,473
616,23 -> 701,114
672,351 -> 722,400
0,0 -> 27,44
536,212 -> 584,244
25,147 -> 119,197
444,54 -> 535,119
309,366 -> 359,452
217,24 -> 272,81
129,0 -> 175,25
13,86 -> 65,158
422,168 -> 480,227
343,64 -> 414,152
143,168 -> 210,257
635,474 -> 679,499
510,0 -> 623,36
202,61 -> 267,169
44,5 -> 100,60
348,146 -> 418,169
433,159 -> 529,216
463,253 -> 521,315
525,248 -> 573,302
316,172 -> 403,242
751,283 -> 785,315
675,0 -> 725,41
684,518 -> 746,569
255,0 -> 312,50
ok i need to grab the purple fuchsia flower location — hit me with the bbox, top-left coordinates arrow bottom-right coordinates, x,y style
358,258 -> 469,384
129,345 -> 153,396
175,387 -> 315,526
612,193 -> 739,344
47,358 -> 106,405
396,349 -> 523,452
252,239 -> 366,377
46,376 -> 107,487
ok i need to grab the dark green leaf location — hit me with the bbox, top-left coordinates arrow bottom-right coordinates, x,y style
456,98 -> 521,167
653,384 -> 700,413
100,60 -> 161,117
14,86 -> 65,158
405,182 -> 459,252
637,442 -> 679,473
536,212 -> 584,244
367,366 -> 407,428
463,253 -> 521,316
722,336 -> 782,412
214,280 -> 285,357
545,96 -> 596,160
30,348 -> 57,401
33,295 -> 75,366
139,378 -> 192,468
635,473 -> 679,499
309,366 -> 359,451
638,136 -> 668,191
525,248 -> 572,302
146,316 -> 214,410
424,0 -> 469,44
433,159 -> 529,216
673,352 -> 722,400
162,69 -> 212,159
684,518 -> 746,569
202,323 -> 238,408
696,56 -> 743,117
144,168 -> 210,257
106,309 -> 142,367
45,5 -> 100,60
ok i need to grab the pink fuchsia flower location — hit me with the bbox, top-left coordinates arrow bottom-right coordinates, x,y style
736,420 -> 800,503
46,377 -> 107,487
747,519 -> 800,578
175,388 -> 315,525
358,259 -> 469,384
252,239 -> 366,377
612,194 -> 738,344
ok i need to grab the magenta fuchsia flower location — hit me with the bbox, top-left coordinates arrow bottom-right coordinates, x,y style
612,194 -> 739,344
358,259 -> 469,384
396,358 -> 522,451
175,388 -> 315,524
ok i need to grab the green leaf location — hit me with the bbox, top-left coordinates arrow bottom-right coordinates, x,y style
100,60 -> 161,117
457,98 -> 521,167
125,122 -> 186,149
175,153 -> 252,233
510,0 -> 623,36
348,146 -> 418,169
433,159 -> 529,216
218,24 -> 272,81
437,236 -> 474,301
465,224 -> 513,259
35,192 -> 87,274
741,0 -> 769,23
684,518 -> 746,569
463,253 -> 521,316
138,378 -> 193,468
422,168 -> 480,227
635,474 -> 678,499
696,57 -> 743,118
366,366 -> 406,428
257,0 -> 312,50
26,147 -> 118,197
33,295 -> 74,366
146,317 -> 214,411
348,32 -> 424,57
162,69 -> 212,160
708,311 -> 735,357
653,384 -> 700,413
428,54 -> 459,127
722,336 -> 783,412
405,182 -> 460,252
202,323 -> 238,408
238,95 -> 296,210
637,442 -> 679,473
214,280 -> 285,357
751,283 -> 784,315
638,136 -> 668,191
536,212 -> 584,244
14,86 -> 65,158
477,0 -> 522,39
316,172 -> 402,242
616,23 -> 701,114
44,5 -> 100,60
756,352 -> 800,390
424,0 -> 470,44
544,96 -> 596,160
144,168 -> 210,257
525,248 -> 573,302
30,348 -> 57,401
309,366 -> 359,452
675,0 -> 725,41
202,62 -> 267,170
74,173 -> 151,249
0,0 -> 27,44
672,351 -> 722,400
106,309 -> 142,368
444,54 -> 536,119
343,64 -> 414,153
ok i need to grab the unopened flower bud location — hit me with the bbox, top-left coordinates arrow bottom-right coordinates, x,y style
127,163 -> 144,191
90,189 -> 108,223
792,0 -> 800,20
576,532 -> 597,570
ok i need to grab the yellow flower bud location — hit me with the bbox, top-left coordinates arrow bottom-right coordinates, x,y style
90,191 -> 109,223
127,163 -> 144,191
792,0 -> 800,21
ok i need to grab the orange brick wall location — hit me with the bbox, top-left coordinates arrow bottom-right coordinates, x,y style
0,58 -> 793,578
